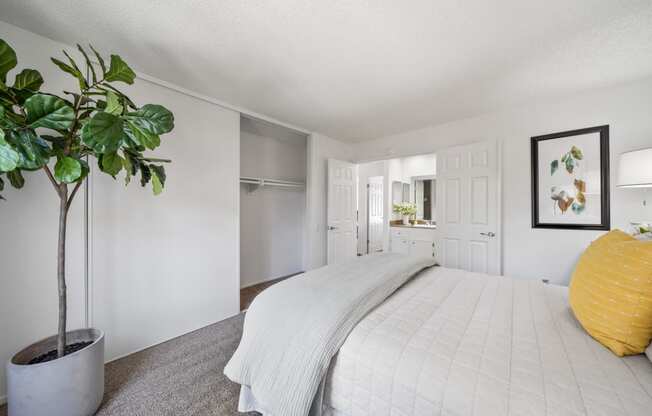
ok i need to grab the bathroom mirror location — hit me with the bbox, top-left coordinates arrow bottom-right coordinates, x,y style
412,176 -> 436,222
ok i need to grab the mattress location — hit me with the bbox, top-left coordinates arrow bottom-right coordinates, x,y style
322,267 -> 652,416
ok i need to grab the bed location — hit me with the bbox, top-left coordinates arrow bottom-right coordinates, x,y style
322,267 -> 652,416
225,254 -> 652,416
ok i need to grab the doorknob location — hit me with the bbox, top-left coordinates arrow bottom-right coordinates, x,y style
480,232 -> 496,237
328,226 -> 338,231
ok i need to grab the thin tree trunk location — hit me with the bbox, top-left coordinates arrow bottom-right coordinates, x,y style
57,184 -> 69,358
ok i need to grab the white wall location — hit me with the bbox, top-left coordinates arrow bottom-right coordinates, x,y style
91,81 -> 241,361
357,161 -> 385,254
305,133 -> 354,269
399,154 -> 437,182
354,79 -> 652,284
240,119 -> 307,287
0,21 -> 241,400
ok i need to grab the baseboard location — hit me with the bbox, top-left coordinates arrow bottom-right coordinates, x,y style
241,271 -> 303,289
105,310 -> 243,364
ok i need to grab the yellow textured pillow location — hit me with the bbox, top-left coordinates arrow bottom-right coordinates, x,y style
569,230 -> 652,356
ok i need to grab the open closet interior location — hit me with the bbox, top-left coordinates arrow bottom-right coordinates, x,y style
239,116 -> 307,308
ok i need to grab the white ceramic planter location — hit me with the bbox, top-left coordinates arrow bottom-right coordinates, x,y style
6,328 -> 104,416
402,215 -> 410,225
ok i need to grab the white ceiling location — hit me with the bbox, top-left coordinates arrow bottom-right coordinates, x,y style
1,1 -> 652,142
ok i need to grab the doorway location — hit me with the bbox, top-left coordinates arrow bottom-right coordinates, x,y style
366,176 -> 384,254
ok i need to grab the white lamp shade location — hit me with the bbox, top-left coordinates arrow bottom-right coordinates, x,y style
618,148 -> 652,188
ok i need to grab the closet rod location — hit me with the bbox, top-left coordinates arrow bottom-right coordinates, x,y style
240,176 -> 305,188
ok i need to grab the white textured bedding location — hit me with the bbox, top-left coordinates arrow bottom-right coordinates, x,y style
322,267 -> 652,416
225,253 -> 436,416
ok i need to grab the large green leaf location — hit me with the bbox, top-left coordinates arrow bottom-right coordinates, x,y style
120,125 -> 144,151
122,151 -> 141,185
81,112 -> 124,153
125,120 -> 160,150
105,55 -> 136,84
62,50 -> 88,90
54,156 -> 82,183
150,164 -> 166,184
13,69 -> 43,91
5,129 -> 51,170
125,104 -> 174,135
76,44 -> 97,84
25,94 -> 75,130
105,91 -> 123,115
0,39 -> 17,83
151,171 -> 163,195
100,151 -> 123,176
139,163 -> 151,187
150,164 -> 166,195
50,57 -> 87,90
0,103 -> 17,129
0,131 -> 20,172
89,45 -> 107,76
7,169 -> 24,189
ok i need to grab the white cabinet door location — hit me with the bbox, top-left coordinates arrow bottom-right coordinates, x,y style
327,159 -> 358,264
436,141 -> 500,274
391,238 -> 409,254
410,239 -> 435,259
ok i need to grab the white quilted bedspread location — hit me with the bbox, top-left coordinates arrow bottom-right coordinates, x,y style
322,267 -> 652,416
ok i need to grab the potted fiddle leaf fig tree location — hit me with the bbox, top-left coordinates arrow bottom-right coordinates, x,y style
1,39 -> 174,416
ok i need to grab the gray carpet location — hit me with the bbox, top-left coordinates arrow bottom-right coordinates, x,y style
1,313 -> 256,416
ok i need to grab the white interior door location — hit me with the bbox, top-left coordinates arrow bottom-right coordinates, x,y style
327,159 -> 358,264
436,141 -> 500,274
367,176 -> 384,254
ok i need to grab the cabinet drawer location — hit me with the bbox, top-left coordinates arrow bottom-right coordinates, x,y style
390,228 -> 404,239
408,228 -> 437,242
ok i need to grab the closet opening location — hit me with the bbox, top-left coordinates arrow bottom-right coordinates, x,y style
239,116 -> 308,310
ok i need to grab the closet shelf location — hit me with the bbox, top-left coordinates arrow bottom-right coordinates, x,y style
240,176 -> 305,191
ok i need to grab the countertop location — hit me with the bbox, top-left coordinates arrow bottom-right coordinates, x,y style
390,224 -> 437,229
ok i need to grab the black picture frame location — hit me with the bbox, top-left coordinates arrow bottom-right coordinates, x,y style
531,125 -> 610,230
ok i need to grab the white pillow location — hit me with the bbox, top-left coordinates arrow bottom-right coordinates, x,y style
635,233 -> 652,241
630,222 -> 652,240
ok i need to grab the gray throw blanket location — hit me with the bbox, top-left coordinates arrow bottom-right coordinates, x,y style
224,253 -> 436,416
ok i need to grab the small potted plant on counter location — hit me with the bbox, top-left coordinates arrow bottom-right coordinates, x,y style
393,202 -> 417,225
0,39 -> 174,416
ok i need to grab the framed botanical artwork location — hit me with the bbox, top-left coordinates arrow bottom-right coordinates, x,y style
531,125 -> 610,230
